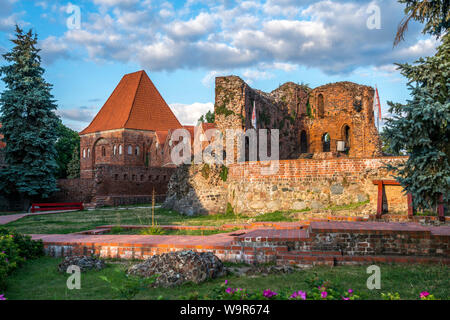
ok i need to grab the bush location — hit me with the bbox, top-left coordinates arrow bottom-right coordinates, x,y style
0,227 -> 44,291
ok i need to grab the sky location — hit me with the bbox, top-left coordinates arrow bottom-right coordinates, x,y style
0,0 -> 441,132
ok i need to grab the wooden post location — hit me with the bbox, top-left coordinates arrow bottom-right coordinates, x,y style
407,193 -> 413,218
376,181 -> 383,219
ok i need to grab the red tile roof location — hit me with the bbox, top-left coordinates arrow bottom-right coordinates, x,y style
0,123 -> 5,149
80,70 -> 182,135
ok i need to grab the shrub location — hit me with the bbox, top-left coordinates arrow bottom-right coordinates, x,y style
0,227 -> 44,290
219,165 -> 228,182
139,225 -> 165,235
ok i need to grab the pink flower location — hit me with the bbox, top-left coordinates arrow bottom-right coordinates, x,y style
348,289 -> 353,295
263,289 -> 277,299
290,290 -> 307,300
342,296 -> 350,300
224,280 -> 228,285
420,291 -> 430,299
0,294 -> 5,301
225,287 -> 234,294
321,291 -> 328,299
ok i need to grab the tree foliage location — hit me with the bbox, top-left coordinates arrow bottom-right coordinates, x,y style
198,110 -> 215,123
0,26 -> 59,199
55,121 -> 80,179
384,33 -> 450,209
66,146 -> 80,179
395,0 -> 449,45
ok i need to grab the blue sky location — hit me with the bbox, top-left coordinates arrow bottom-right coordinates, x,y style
0,0 -> 440,131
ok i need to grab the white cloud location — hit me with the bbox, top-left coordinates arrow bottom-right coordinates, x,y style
56,105 -> 98,122
167,12 -> 215,39
242,69 -> 274,84
170,102 -> 214,125
35,0 -> 440,75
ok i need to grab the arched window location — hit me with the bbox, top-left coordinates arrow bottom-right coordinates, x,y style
135,146 -> 139,155
318,94 -> 324,118
127,145 -> 132,155
119,145 -> 123,155
300,131 -> 308,153
87,149 -> 91,158
83,149 -> 86,158
343,125 -> 350,147
113,145 -> 117,155
101,146 -> 106,157
322,133 -> 331,152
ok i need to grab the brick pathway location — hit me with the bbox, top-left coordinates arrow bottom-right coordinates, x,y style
0,209 -> 81,225
0,213 -> 28,225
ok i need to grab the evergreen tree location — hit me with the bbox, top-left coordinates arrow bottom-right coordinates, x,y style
55,121 -> 80,179
395,0 -> 449,45
384,33 -> 450,210
0,26 -> 59,199
66,146 -> 80,179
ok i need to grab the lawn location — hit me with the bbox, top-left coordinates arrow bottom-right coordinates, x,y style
3,207 -> 297,234
2,257 -> 449,300
3,201 -> 376,235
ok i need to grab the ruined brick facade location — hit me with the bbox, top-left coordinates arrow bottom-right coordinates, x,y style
214,76 -> 382,160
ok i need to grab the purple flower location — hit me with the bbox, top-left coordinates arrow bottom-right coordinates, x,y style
420,291 -> 430,299
321,291 -> 328,299
290,290 -> 307,300
0,294 -> 5,301
348,289 -> 353,295
263,289 -> 277,299
225,287 -> 234,294
224,280 -> 228,285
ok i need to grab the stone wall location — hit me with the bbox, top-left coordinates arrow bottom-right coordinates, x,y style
163,163 -> 228,215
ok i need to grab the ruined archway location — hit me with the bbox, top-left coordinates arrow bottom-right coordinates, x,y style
300,130 -> 308,153
342,124 -> 351,148
322,133 -> 330,152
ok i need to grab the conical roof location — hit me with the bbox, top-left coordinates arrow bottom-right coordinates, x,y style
80,70 -> 181,134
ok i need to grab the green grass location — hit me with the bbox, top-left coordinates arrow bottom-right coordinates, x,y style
3,257 -> 449,300
326,200 -> 370,212
3,207 -> 259,234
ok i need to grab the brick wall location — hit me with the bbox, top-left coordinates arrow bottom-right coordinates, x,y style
226,157 -> 408,215
49,179 -> 95,203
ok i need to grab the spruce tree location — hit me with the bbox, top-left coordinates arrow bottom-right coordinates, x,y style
384,33 -> 449,210
0,25 -> 59,199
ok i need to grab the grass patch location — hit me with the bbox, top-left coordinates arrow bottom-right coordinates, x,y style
327,200 -> 369,212
3,257 -> 449,300
3,208 -> 251,234
252,211 -> 295,222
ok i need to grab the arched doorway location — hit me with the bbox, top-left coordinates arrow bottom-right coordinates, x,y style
300,130 -> 308,153
342,124 -> 350,148
322,133 -> 330,152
